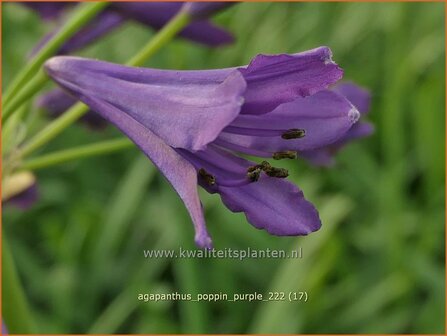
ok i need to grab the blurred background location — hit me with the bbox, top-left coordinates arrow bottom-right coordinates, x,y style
2,2 -> 445,334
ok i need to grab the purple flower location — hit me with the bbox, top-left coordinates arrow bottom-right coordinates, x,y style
2,321 -> 8,335
25,2 -> 234,57
44,46 -> 359,248
300,82 -> 374,166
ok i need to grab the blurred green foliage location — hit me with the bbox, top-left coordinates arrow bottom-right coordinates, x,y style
2,2 -> 445,334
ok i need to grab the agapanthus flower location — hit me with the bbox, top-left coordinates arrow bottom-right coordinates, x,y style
44,46 -> 360,248
300,82 -> 373,166
24,2 -> 234,57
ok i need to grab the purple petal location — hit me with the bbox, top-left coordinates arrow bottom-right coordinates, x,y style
181,146 -> 321,236
178,145 -> 253,187
20,2 -> 70,20
333,82 -> 371,114
59,12 -> 124,55
111,3 -> 234,46
218,90 -> 360,153
5,184 -> 39,210
36,89 -> 107,130
64,87 -> 212,248
177,20 -> 234,46
335,121 -> 374,145
181,2 -> 236,19
300,120 -> 374,167
44,56 -> 247,151
217,177 -> 321,236
299,149 -> 336,167
238,46 -> 344,114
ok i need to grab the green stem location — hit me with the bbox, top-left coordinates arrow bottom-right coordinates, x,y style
2,104 -> 27,157
2,236 -> 37,334
18,11 -> 191,160
21,138 -> 133,170
2,2 -> 108,119
20,103 -> 89,157
3,71 -> 49,120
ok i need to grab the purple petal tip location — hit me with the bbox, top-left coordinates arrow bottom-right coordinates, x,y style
195,234 -> 213,250
44,56 -> 67,76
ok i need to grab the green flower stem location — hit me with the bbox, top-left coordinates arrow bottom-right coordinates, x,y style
18,11 -> 191,160
3,236 -> 37,334
20,103 -> 89,157
2,2 -> 108,119
21,138 -> 133,171
3,71 -> 49,121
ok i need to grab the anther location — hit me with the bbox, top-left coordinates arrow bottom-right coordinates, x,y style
198,168 -> 216,186
247,160 -> 289,181
247,168 -> 261,182
247,166 -> 259,173
260,161 -> 272,170
281,128 -> 306,140
265,167 -> 289,178
272,151 -> 298,160
247,161 -> 270,173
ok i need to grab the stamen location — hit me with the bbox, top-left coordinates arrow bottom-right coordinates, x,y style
247,168 -> 262,182
260,161 -> 272,171
273,151 -> 298,160
265,167 -> 289,178
198,168 -> 216,186
246,161 -> 289,180
281,128 -> 306,140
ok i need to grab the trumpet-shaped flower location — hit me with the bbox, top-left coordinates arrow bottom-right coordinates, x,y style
44,46 -> 360,248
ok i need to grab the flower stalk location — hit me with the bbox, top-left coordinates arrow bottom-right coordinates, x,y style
2,71 -> 48,120
21,138 -> 132,170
